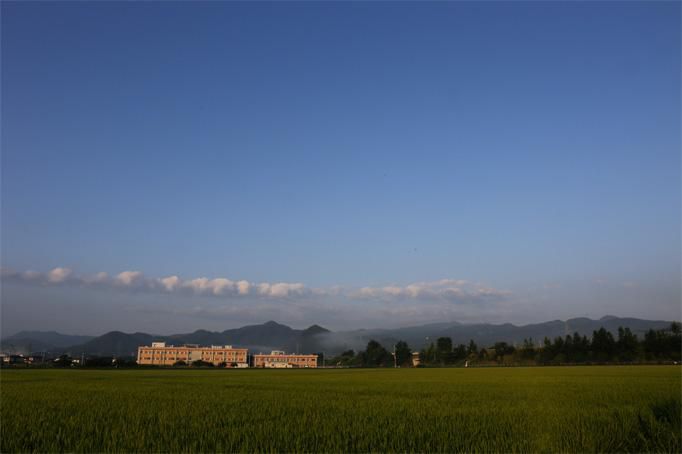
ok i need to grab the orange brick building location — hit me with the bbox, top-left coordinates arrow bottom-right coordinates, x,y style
253,350 -> 318,368
137,342 -> 248,367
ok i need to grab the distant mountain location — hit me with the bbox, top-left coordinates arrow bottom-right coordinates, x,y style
3,331 -> 94,347
61,322 -> 331,356
221,320 -> 299,350
301,324 -> 329,337
70,331 -> 156,357
0,339 -> 53,355
165,329 -> 229,346
6,316 -> 675,357
299,324 -> 331,352
1,331 -> 95,355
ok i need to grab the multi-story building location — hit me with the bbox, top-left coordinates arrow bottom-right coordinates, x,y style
137,342 -> 248,367
253,350 -> 318,368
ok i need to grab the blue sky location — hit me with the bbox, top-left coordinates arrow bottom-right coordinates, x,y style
1,2 -> 680,335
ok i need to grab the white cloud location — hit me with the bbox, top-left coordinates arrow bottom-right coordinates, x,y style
351,279 -> 510,303
0,266 -> 510,306
267,282 -> 306,298
115,271 -> 144,287
160,275 -> 181,292
47,267 -> 72,283
183,278 -> 211,293
208,278 -> 234,296
236,280 -> 251,295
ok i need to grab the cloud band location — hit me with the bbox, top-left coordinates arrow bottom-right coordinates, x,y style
0,267 -> 509,304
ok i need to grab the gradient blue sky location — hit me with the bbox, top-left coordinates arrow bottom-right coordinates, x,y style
1,2 -> 680,335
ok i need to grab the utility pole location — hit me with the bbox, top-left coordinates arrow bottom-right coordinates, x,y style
393,344 -> 397,368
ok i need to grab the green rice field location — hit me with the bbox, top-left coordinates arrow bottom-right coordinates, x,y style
1,366 -> 680,452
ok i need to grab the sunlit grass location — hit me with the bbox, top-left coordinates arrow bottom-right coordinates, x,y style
2,366 -> 680,452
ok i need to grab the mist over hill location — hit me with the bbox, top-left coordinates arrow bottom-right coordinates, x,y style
1,316 -> 676,357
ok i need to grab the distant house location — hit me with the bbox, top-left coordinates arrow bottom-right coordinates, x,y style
26,355 -> 47,365
411,352 -> 421,367
1,354 -> 27,365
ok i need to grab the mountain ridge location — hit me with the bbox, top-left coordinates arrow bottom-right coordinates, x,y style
1,316 -> 676,356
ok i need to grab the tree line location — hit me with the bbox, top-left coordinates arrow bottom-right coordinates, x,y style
328,340 -> 415,367
328,322 -> 681,367
8,323 -> 679,368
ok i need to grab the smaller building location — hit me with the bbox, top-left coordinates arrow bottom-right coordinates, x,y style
0,354 -> 27,365
253,351 -> 318,368
411,351 -> 421,367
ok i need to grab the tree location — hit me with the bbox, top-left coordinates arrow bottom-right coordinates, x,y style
591,328 -> 616,361
394,341 -> 412,367
328,349 -> 355,367
191,360 -> 214,367
114,357 -> 138,367
362,340 -> 391,367
53,355 -> 73,368
540,337 -> 554,363
572,332 -> 590,362
85,356 -> 115,367
422,343 -> 437,365
493,342 -> 515,362
328,350 -> 358,367
453,344 -> 467,361
643,324 -> 682,361
669,323 -> 682,361
563,335 -> 574,361
173,360 -> 187,367
616,327 -> 639,362
520,338 -> 535,360
436,337 -> 453,364
467,339 -> 478,357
